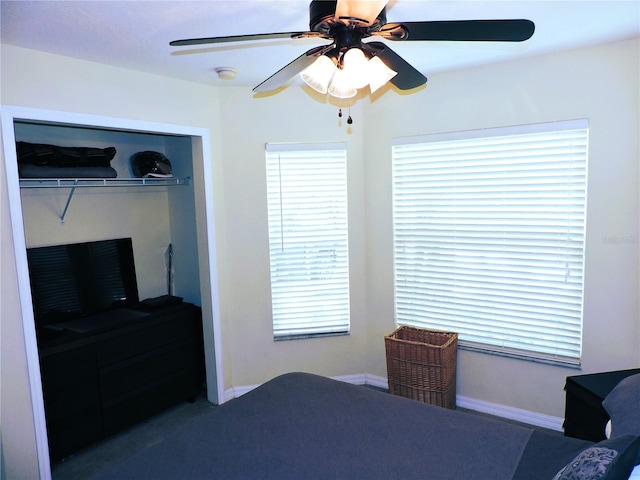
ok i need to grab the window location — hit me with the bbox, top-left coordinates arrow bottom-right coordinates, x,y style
266,143 -> 350,339
392,120 -> 588,365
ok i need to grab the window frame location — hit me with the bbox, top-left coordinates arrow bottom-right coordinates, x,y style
391,120 -> 589,366
265,142 -> 351,340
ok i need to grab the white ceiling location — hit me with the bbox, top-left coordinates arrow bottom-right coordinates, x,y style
2,0 -> 639,90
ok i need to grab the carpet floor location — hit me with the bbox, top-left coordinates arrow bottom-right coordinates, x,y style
51,393 -> 214,480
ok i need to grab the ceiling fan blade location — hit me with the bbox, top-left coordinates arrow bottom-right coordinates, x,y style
335,0 -> 388,25
253,46 -> 328,93
365,42 -> 427,90
170,32 -> 310,47
377,19 -> 535,42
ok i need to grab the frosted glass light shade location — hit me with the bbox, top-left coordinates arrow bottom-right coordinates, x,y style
300,55 -> 336,94
328,68 -> 357,98
367,56 -> 397,93
342,48 -> 369,89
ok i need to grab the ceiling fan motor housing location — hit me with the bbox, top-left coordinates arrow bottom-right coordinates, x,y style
309,0 -> 387,33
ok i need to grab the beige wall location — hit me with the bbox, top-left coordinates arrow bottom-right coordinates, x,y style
0,45 -> 224,479
214,87 -> 370,385
362,38 -> 640,415
212,39 -> 639,413
1,38 -> 639,477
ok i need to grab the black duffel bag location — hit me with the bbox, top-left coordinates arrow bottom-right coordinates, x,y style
17,141 -> 116,168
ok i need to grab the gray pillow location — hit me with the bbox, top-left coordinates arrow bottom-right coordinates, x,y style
603,374 -> 640,438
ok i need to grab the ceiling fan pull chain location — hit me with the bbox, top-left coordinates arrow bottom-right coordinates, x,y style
347,104 -> 353,125
338,108 -> 343,118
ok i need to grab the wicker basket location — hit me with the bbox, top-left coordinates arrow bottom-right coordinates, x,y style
385,326 -> 458,409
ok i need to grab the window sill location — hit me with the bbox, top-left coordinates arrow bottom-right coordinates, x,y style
274,331 -> 350,342
459,341 -> 582,369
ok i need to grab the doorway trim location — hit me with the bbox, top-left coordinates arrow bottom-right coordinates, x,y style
1,105 -> 225,479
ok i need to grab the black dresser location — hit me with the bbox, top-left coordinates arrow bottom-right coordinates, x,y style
563,368 -> 640,441
37,302 -> 205,461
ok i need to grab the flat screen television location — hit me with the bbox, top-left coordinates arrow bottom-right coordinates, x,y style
27,237 -> 140,327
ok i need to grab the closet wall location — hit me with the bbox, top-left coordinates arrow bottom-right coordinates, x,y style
16,121 -> 200,304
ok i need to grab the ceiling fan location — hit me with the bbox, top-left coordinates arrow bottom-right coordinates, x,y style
171,0 -> 535,96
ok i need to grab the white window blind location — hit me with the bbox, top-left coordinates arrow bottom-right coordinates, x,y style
392,120 -> 588,365
266,143 -> 350,339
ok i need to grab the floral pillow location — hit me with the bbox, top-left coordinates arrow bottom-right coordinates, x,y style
552,435 -> 640,480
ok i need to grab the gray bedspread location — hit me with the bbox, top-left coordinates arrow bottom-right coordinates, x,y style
86,372 -> 588,479
87,373 -> 589,480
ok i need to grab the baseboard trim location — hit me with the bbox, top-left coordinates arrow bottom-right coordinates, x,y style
456,395 -> 564,432
225,383 -> 259,401
332,373 -> 388,387
224,373 -> 563,432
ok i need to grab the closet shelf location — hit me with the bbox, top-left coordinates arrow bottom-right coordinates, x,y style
19,177 -> 191,188
19,176 -> 191,224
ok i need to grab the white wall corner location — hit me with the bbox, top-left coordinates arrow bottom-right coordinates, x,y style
225,383 -> 260,401
363,374 -> 389,390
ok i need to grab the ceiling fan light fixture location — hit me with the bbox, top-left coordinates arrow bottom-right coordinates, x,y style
301,47 -> 396,98
300,55 -> 335,94
367,56 -> 397,93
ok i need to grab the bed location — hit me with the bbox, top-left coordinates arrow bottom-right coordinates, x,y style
87,372 -> 640,480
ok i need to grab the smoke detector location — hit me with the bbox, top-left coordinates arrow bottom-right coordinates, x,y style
215,67 -> 238,80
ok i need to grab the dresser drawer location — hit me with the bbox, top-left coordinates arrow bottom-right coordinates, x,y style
102,371 -> 202,435
95,305 -> 198,366
99,339 -> 201,401
39,344 -> 103,460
